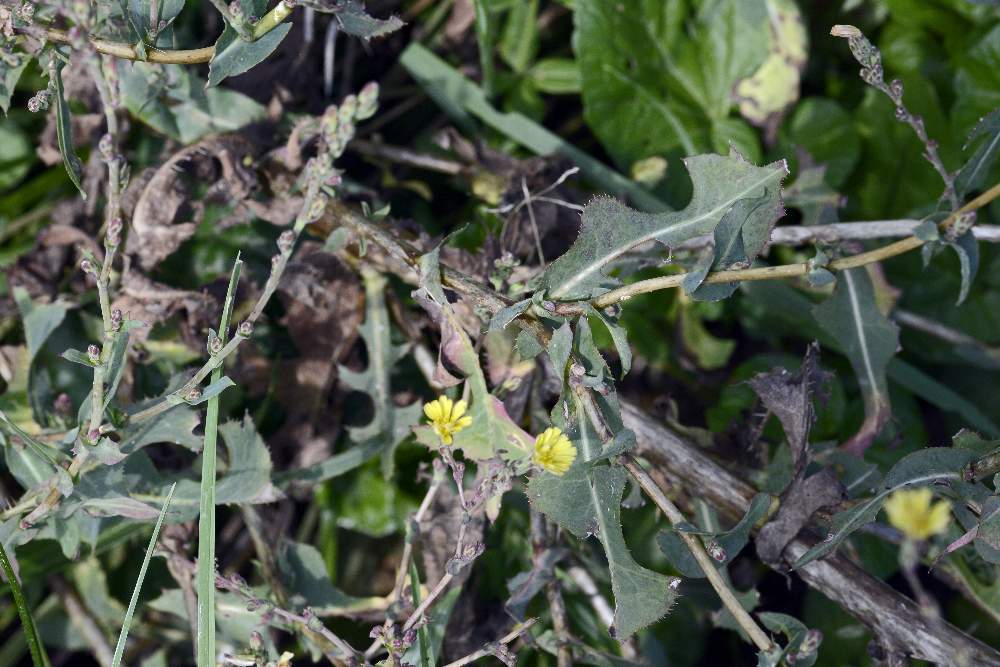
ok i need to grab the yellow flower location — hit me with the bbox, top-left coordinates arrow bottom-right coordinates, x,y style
883,487 -> 951,541
423,395 -> 472,445
533,427 -> 577,475
278,652 -> 295,667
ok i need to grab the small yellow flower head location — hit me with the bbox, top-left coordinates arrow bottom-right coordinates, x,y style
277,651 -> 295,667
533,427 -> 577,475
883,487 -> 951,541
423,395 -> 472,445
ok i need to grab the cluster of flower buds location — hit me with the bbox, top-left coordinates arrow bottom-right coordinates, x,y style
27,88 -> 51,113
237,320 -> 253,338
110,308 -> 123,332
707,540 -> 726,562
80,258 -> 97,277
186,387 -> 202,403
87,344 -> 101,364
369,624 -> 417,657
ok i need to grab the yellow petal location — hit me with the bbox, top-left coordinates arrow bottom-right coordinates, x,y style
424,399 -> 444,423
455,415 -> 473,430
438,395 -> 454,420
451,399 -> 468,420
926,500 -> 952,537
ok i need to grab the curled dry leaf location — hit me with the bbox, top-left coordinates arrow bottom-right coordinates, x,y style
128,135 -> 259,270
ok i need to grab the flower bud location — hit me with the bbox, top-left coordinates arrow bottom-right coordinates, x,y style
87,344 -> 100,364
707,540 -> 726,562
207,330 -> 223,355
306,192 -> 328,222
110,308 -> 123,332
186,387 -> 202,402
277,229 -> 295,254
106,217 -> 123,247
54,392 -> 73,416
18,2 -> 35,22
237,321 -> 253,338
356,81 -> 379,120
249,631 -> 263,651
338,95 -> 357,125
99,133 -> 114,160
228,0 -> 243,20
81,259 -> 96,276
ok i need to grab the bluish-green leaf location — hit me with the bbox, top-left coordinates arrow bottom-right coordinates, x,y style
207,22 -> 293,87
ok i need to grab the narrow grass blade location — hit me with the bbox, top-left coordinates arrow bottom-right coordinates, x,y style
112,482 -> 176,667
400,43 -> 669,213
0,541 -> 50,667
197,254 -> 242,667
409,561 -> 431,667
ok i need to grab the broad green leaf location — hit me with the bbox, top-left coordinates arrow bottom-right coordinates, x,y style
541,152 -> 787,300
794,447 -> 975,567
214,415 -> 282,505
120,63 -> 265,143
782,98 -> 861,188
207,22 -> 293,87
1,53 -> 29,115
953,24 -> 1000,137
783,166 -> 843,226
50,60 -> 86,198
734,0 -> 806,129
121,405 -> 203,453
13,288 -> 69,367
956,108 -> 1000,196
575,0 -> 768,166
529,405 -> 677,638
684,188 -> 783,301
338,271 -> 421,478
812,269 -> 898,454
279,542 -> 372,614
976,497 -> 1000,561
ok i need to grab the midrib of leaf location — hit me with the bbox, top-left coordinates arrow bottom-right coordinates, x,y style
196,255 -> 241,667
962,130 -> 1000,191
843,270 -> 879,399
552,167 -> 782,299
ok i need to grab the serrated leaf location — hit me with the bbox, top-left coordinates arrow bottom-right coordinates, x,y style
339,271 -> 421,477
529,404 -> 676,638
794,447 -> 975,568
812,269 -> 898,455
956,107 -> 1000,197
541,152 -> 787,300
121,405 -> 203,453
685,187 -> 783,301
300,0 -> 403,37
207,22 -> 293,87
51,60 -> 86,198
215,415 -> 282,504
